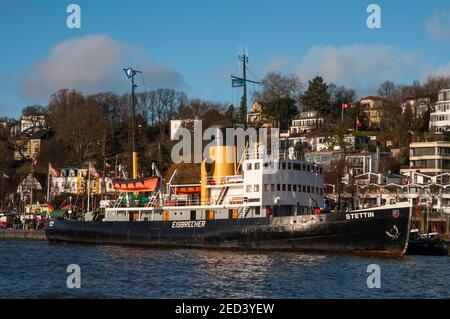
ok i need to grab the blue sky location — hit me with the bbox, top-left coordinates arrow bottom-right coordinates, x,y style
0,0 -> 449,117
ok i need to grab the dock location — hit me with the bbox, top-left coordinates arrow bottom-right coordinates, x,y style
0,229 -> 47,241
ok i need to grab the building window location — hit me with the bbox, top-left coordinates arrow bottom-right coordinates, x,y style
264,184 -> 269,191
247,163 -> 252,170
277,184 -> 281,191
246,185 -> 252,192
271,184 -> 275,191
293,185 -> 297,192
288,184 -> 292,191
255,163 -> 260,170
288,163 -> 292,170
254,184 -> 260,192
282,184 -> 286,191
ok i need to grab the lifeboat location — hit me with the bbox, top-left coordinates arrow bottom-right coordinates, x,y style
113,177 -> 159,193
173,185 -> 201,195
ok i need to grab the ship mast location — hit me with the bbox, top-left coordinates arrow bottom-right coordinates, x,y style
231,49 -> 259,124
123,67 -> 142,179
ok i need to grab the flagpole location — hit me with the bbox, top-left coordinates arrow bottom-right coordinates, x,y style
47,163 -> 51,204
1,171 -> 4,213
87,162 -> 91,213
29,162 -> 34,226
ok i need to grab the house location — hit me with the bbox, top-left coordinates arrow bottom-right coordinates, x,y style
13,127 -> 52,160
354,96 -> 385,129
50,166 -> 115,198
344,150 -> 392,178
305,151 -> 342,170
400,141 -> 450,175
401,96 -> 432,117
429,88 -> 450,133
246,101 -> 277,128
20,115 -> 46,132
290,111 -> 323,134
16,173 -> 43,201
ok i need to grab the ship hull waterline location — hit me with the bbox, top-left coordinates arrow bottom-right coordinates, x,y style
46,206 -> 411,255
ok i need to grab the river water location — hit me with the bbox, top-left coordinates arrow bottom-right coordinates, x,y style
0,241 -> 448,299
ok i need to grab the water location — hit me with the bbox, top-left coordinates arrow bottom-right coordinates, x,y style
0,241 -> 448,299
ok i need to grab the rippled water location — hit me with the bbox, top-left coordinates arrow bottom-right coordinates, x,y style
0,241 -> 448,298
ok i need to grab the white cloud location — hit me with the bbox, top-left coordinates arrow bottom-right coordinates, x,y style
265,44 -> 449,96
21,34 -> 184,100
297,45 -> 420,87
426,61 -> 450,78
426,11 -> 450,42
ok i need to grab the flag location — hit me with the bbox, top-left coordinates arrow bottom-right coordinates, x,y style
48,163 -> 60,177
47,204 -> 54,213
232,78 -> 245,87
356,117 -> 362,128
341,103 -> 349,109
123,68 -> 136,79
89,162 -> 100,178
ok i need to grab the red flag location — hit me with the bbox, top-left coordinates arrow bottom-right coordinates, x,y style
48,163 -> 60,177
356,117 -> 362,128
341,103 -> 349,109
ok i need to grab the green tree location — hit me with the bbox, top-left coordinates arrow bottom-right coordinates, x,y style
262,97 -> 298,130
300,76 -> 330,114
300,76 -> 331,129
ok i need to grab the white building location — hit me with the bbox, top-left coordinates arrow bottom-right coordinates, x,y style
429,88 -> 450,133
20,115 -> 46,132
401,96 -> 431,117
400,141 -> 450,175
290,111 -> 323,134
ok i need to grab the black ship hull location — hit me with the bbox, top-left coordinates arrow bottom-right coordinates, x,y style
406,239 -> 449,256
46,205 -> 412,255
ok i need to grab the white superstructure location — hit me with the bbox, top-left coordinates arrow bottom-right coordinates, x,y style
104,148 -> 324,222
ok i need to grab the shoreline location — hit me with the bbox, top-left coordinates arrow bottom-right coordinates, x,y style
0,229 -> 47,241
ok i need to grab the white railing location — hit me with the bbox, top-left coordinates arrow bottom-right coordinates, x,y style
205,175 -> 243,186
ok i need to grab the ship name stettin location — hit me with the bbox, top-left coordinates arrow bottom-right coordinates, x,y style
172,221 -> 207,228
345,212 -> 375,220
